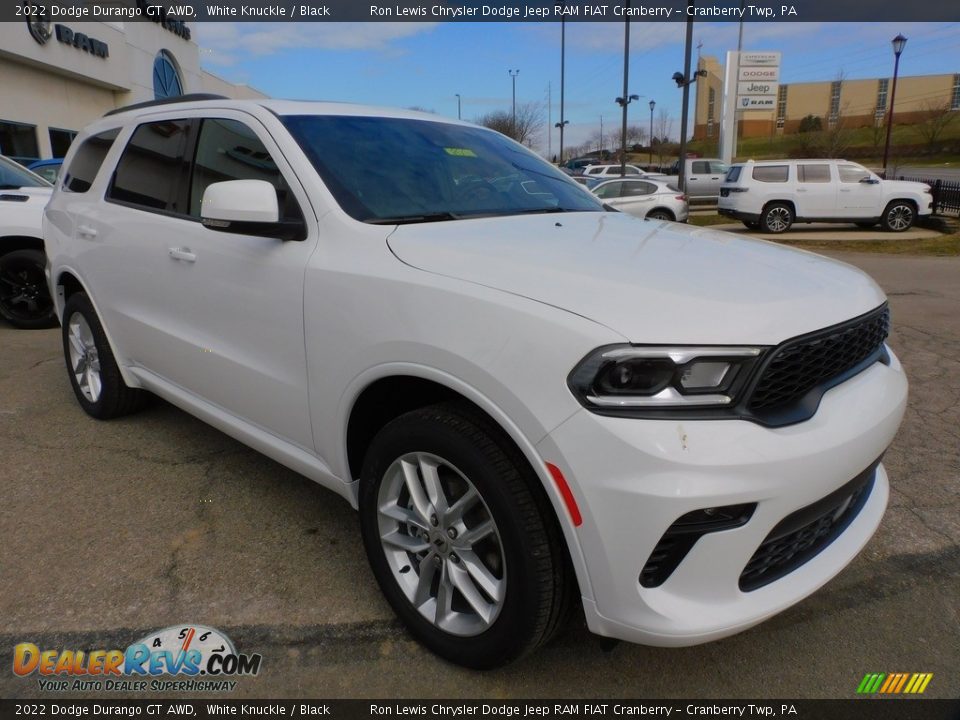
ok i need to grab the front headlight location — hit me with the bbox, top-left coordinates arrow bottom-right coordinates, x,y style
568,345 -> 767,412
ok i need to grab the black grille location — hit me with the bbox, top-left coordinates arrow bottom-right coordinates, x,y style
739,461 -> 878,592
748,305 -> 889,417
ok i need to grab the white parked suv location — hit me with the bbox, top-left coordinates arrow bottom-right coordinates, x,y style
582,163 -> 644,178
45,96 -> 907,668
718,159 -> 933,233
0,155 -> 56,328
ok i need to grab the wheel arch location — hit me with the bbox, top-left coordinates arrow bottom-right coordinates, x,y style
762,198 -> 796,216
342,367 -> 595,602
647,207 -> 676,221
0,235 -> 45,255
54,268 -> 142,389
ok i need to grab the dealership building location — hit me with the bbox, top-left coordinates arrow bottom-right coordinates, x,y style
0,17 -> 265,162
694,54 -> 960,140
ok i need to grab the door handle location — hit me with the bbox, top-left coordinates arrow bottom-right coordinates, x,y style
797,189 -> 808,193
77,225 -> 98,238
168,247 -> 197,263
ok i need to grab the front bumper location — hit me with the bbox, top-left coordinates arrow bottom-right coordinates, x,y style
537,348 -> 907,646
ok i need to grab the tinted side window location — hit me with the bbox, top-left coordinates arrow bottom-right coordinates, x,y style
798,164 -> 831,183
709,161 -> 728,174
624,167 -> 640,175
752,165 -> 789,183
691,161 -> 709,174
108,120 -> 191,211
725,166 -> 742,182
594,182 -> 623,199
839,164 -> 870,183
622,181 -> 656,197
63,129 -> 119,193
188,119 -> 301,222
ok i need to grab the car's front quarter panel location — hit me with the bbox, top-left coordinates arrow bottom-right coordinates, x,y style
303,216 -> 626,482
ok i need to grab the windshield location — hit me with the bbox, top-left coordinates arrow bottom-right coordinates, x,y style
0,155 -> 51,190
282,115 -> 602,223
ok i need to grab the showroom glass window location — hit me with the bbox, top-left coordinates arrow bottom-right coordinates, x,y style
0,120 -> 40,160
108,120 -> 192,212
63,128 -> 120,193
187,119 -> 302,222
153,51 -> 184,100
49,128 -> 77,158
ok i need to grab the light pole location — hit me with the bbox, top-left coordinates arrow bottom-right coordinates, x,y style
881,34 -> 907,178
455,93 -> 461,120
616,95 -> 640,175
649,100 -> 656,168
509,69 -> 520,136
558,18 -> 567,164
616,2 -> 634,177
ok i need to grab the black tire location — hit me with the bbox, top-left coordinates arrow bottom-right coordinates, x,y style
760,203 -> 794,234
0,249 -> 58,329
742,221 -> 760,230
647,209 -> 674,222
359,402 -> 572,669
854,221 -> 877,229
880,200 -> 915,232
61,292 -> 146,419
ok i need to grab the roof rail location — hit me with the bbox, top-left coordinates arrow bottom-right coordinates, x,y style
104,94 -> 229,117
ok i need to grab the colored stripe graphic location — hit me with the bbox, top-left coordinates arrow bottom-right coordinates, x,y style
857,672 -> 933,694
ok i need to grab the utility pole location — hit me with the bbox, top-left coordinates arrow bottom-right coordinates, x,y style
556,19 -> 569,165
677,1 -> 695,192
509,69 -> 520,137
649,100 -> 656,168
547,82 -> 552,161
619,3 -> 631,176
455,93 -> 461,120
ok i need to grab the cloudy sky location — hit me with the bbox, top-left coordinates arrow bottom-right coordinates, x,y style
193,20 -> 960,154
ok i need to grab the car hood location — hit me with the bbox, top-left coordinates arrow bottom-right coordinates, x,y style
386,212 -> 887,345
1,186 -> 53,203
882,179 -> 930,192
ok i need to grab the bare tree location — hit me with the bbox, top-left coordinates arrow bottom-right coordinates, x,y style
625,124 -> 647,150
821,71 -> 852,158
916,100 -> 957,150
406,106 -> 435,114
475,101 -> 545,148
654,110 -> 674,167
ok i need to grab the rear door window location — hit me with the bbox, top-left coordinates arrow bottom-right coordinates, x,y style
107,119 -> 193,213
691,161 -> 709,174
63,129 -> 120,193
725,166 -> 742,183
798,164 -> 832,183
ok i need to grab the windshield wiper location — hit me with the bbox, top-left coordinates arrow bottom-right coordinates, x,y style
365,212 -> 461,225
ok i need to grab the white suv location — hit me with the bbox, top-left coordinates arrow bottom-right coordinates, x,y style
45,97 -> 907,668
718,159 -> 933,233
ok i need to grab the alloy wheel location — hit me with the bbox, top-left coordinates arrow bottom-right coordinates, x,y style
376,451 -> 506,637
67,314 -> 102,402
886,204 -> 913,231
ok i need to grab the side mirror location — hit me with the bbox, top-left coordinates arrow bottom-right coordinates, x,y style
859,177 -> 880,185
201,179 -> 305,241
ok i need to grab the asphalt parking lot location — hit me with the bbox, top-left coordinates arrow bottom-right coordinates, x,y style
1,251 -> 958,700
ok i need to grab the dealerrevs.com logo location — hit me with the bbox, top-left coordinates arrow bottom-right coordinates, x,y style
13,625 -> 262,692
